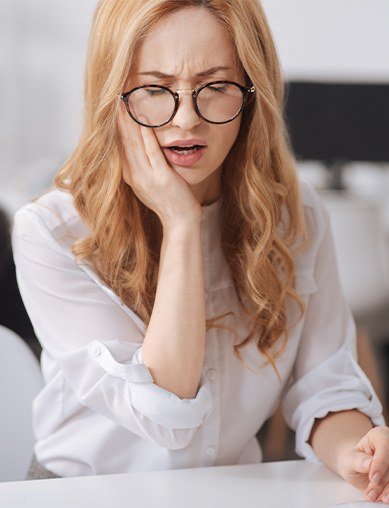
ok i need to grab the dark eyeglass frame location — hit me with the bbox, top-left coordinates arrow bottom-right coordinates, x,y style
120,80 -> 256,128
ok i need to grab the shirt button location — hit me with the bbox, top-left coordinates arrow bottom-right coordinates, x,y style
207,369 -> 216,380
91,345 -> 102,357
205,446 -> 216,456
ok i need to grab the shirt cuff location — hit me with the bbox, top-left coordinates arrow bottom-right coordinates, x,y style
281,344 -> 385,463
88,341 -> 213,430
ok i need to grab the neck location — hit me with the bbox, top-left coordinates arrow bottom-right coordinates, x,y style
190,166 -> 222,206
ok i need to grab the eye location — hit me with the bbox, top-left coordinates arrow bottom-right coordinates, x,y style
208,84 -> 227,93
144,87 -> 168,97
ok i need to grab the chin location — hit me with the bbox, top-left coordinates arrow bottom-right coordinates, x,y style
173,164 -> 210,178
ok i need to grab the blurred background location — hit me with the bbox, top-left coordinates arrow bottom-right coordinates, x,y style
0,0 -> 388,475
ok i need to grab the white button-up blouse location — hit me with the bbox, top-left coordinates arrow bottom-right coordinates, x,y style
12,179 -> 384,478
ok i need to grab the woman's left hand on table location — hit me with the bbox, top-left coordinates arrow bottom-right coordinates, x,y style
339,425 -> 389,503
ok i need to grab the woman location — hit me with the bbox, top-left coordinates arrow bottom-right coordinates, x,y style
12,0 -> 388,501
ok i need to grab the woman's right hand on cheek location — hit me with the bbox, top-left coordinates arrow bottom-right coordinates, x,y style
117,102 -> 202,230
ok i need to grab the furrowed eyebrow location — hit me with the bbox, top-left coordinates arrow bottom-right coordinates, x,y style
136,66 -> 233,78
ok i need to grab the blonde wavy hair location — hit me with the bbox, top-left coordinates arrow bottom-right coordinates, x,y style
55,0 -> 308,378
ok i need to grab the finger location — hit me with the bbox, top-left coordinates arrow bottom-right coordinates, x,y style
379,482 -> 389,504
138,116 -> 170,171
378,485 -> 389,504
349,451 -> 373,474
118,108 -> 151,184
366,430 -> 389,501
369,440 -> 389,485
117,100 -> 133,137
367,473 -> 389,503
118,102 -> 143,149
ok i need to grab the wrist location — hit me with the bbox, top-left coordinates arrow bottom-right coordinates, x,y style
309,410 -> 374,477
163,216 -> 202,236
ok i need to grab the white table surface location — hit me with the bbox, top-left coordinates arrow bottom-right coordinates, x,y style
0,460 -> 367,508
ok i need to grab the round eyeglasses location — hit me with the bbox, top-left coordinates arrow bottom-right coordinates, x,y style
120,80 -> 256,128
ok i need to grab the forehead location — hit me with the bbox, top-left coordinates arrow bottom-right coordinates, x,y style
133,7 -> 239,74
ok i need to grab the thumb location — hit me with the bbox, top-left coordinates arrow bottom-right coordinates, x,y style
349,451 -> 373,474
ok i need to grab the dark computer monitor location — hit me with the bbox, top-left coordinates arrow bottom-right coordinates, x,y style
284,82 -> 389,188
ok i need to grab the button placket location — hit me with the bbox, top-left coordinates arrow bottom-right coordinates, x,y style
200,212 -> 223,465
202,306 -> 220,465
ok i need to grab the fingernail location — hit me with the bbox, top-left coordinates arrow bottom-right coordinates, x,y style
363,458 -> 372,468
371,472 -> 380,484
367,489 -> 378,502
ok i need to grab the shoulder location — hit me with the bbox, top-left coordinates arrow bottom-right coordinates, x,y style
12,188 -> 90,251
299,178 -> 327,221
292,179 -> 331,278
298,178 -> 329,244
13,188 -> 77,231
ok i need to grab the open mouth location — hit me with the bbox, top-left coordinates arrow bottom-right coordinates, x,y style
167,145 -> 205,155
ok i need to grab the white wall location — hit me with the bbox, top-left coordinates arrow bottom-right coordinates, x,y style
0,0 -> 97,214
261,0 -> 389,83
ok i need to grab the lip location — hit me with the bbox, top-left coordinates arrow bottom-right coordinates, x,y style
163,138 -> 207,148
163,146 -> 206,167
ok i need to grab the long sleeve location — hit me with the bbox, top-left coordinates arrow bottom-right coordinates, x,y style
280,183 -> 385,462
12,205 -> 213,450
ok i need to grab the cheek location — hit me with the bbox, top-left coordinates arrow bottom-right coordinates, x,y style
213,121 -> 242,156
229,119 -> 242,144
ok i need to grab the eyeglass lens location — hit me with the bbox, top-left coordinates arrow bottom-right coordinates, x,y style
126,82 -> 244,126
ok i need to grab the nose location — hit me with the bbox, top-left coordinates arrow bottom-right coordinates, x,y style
170,88 -> 201,130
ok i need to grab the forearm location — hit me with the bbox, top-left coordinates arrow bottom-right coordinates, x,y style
141,219 -> 206,400
308,409 -> 374,477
